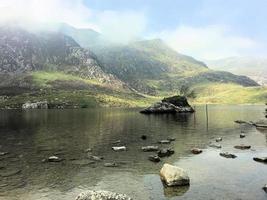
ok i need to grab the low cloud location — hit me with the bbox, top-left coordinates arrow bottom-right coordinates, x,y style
156,25 -> 260,60
96,10 -> 147,44
0,0 -> 147,43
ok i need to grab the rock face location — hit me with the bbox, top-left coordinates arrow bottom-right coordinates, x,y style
160,164 -> 190,186
0,26 -> 124,88
22,101 -> 48,109
140,96 -> 194,114
75,190 -> 132,200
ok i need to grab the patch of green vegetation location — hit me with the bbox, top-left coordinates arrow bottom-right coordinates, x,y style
32,71 -> 101,88
192,83 -> 267,104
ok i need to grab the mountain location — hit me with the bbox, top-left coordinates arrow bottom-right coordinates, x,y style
0,25 -> 265,108
206,57 -> 267,85
0,26 -> 123,85
93,39 -> 259,95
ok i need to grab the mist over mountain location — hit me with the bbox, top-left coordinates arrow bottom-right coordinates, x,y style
206,57 -> 267,85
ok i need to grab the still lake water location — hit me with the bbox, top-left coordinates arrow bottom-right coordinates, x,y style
0,105 -> 266,200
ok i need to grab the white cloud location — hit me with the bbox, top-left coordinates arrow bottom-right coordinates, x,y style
96,10 -> 147,44
0,0 -> 98,29
0,0 -> 147,43
156,25 -> 260,60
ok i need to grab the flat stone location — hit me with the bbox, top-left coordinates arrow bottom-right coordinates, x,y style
234,145 -> 251,150
141,146 -> 159,152
191,148 -> 203,154
88,155 -> 104,161
160,163 -> 190,186
209,144 -> 222,149
71,159 -> 95,166
158,140 -> 171,144
48,156 -> 63,162
112,146 -> 127,151
219,152 -> 237,159
253,157 -> 267,163
148,155 -> 161,163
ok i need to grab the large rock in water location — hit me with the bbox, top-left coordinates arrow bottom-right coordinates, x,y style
160,164 -> 190,186
140,95 -> 194,114
75,190 -> 132,200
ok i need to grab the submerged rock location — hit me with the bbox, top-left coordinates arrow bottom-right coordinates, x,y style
253,157 -> 267,163
167,137 -> 176,141
234,145 -> 251,150
0,152 -> 8,156
75,190 -> 132,200
142,146 -> 159,152
112,146 -> 126,151
140,96 -> 194,114
191,148 -> 203,154
0,169 -> 21,177
209,143 -> 222,149
219,152 -> 237,159
158,140 -> 171,144
158,148 -> 175,158
160,163 -> 190,186
104,162 -> 118,167
141,135 -> 147,140
234,120 -> 248,124
88,155 -> 104,161
263,185 -> 267,193
148,155 -> 161,163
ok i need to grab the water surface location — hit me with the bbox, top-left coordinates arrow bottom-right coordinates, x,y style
0,105 -> 266,200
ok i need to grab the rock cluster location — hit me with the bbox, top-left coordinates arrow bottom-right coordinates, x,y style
22,101 -> 48,109
140,96 -> 194,114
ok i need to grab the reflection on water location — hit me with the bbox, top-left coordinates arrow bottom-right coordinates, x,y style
0,105 -> 266,200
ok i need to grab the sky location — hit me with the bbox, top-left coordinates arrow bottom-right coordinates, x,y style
0,0 -> 266,60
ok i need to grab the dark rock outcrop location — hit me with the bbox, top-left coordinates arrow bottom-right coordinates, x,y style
219,152 -> 237,159
140,96 -> 194,114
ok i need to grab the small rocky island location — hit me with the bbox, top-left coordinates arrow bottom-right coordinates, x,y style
140,95 -> 194,114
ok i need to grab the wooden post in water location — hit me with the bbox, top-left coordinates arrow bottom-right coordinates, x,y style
206,104 -> 209,130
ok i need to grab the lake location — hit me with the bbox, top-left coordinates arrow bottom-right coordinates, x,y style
0,105 -> 266,200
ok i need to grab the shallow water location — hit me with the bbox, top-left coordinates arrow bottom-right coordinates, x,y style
0,105 -> 266,200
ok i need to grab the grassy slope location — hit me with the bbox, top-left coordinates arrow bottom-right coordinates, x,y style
192,83 -> 267,104
0,71 -> 158,108
1,72 -> 266,108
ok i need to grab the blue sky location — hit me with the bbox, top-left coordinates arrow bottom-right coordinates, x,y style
0,0 -> 266,59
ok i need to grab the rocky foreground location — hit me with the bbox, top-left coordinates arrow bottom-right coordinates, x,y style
140,95 -> 194,114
